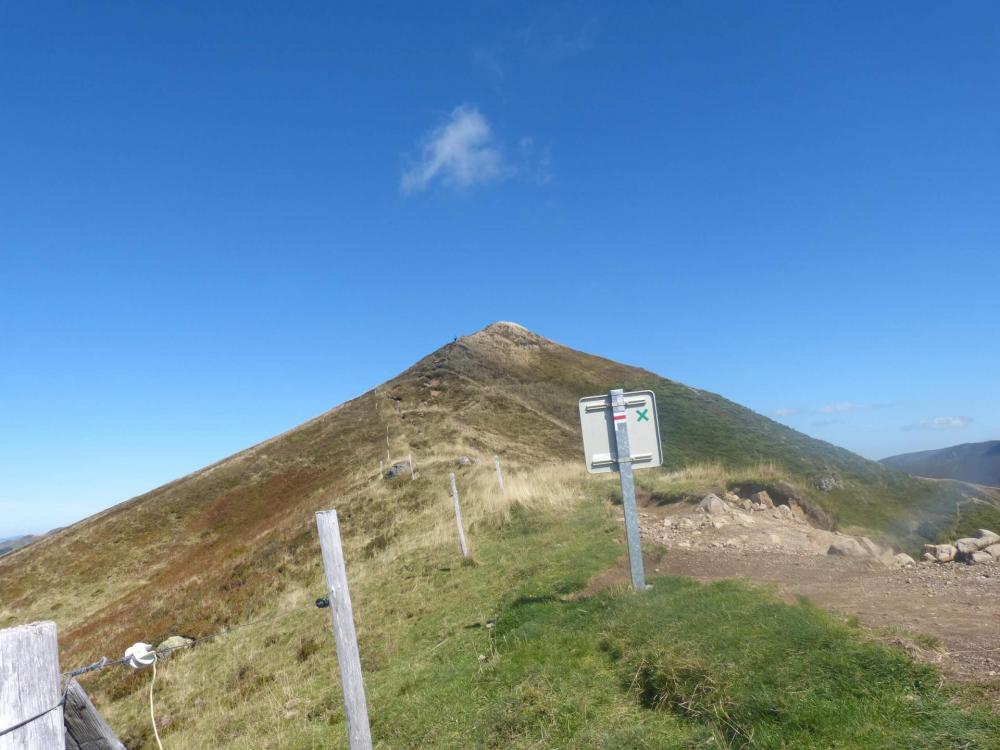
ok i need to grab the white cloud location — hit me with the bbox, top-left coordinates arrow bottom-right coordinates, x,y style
903,416 -> 973,431
400,106 -> 507,194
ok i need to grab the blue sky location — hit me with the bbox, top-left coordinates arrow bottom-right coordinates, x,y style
2,2 -> 998,536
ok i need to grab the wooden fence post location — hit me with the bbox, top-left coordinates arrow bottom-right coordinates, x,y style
0,621 -> 63,750
408,453 -> 415,480
449,473 -> 470,559
63,679 -> 125,750
494,455 -> 505,494
315,510 -> 373,750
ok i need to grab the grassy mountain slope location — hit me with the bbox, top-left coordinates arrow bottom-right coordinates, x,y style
2,321 -> 999,747
881,440 -> 1000,487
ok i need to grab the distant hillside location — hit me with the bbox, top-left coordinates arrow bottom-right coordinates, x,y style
0,534 -> 39,557
881,441 -> 1000,487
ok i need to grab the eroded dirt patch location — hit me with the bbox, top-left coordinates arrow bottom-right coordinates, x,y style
592,492 -> 1000,695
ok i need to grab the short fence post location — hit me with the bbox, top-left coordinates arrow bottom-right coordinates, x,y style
315,510 -> 373,750
0,621 -> 64,750
494,455 -> 505,494
63,679 -> 126,750
449,473 -> 470,559
408,453 -> 415,480
379,460 -> 383,481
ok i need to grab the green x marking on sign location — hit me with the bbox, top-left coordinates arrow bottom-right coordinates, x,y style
636,409 -> 649,422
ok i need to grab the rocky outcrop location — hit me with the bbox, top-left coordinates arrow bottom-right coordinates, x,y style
923,529 -> 1000,565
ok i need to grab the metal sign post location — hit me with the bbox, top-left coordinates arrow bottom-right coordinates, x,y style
610,389 -> 644,590
578,389 -> 662,592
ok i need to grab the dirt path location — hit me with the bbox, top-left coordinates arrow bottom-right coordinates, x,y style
598,491 -> 1000,694
656,547 -> 1000,690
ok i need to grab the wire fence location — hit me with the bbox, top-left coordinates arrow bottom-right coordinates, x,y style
0,596 -> 330,740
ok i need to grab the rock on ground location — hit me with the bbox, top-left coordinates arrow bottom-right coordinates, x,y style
157,635 -> 194,652
384,461 -> 410,479
698,494 -> 729,516
923,543 -> 957,563
956,538 -> 983,555
828,538 -> 867,557
977,529 -> 1000,546
751,490 -> 774,509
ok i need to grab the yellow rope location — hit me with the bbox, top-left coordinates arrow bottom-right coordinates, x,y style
150,656 -> 163,750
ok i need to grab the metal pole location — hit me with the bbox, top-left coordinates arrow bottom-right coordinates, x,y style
610,388 -> 645,591
494,455 -> 505,494
0,621 -> 64,750
449,473 -> 470,559
315,510 -> 373,750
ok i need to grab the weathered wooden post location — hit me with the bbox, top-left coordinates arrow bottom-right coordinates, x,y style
449,473 -> 470,559
315,510 -> 373,750
0,621 -> 63,750
494,455 -> 505,494
63,680 -> 126,750
408,453 -> 415,480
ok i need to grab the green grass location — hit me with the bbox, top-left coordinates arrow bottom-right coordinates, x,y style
67,474 -> 1000,748
354,499 -> 997,749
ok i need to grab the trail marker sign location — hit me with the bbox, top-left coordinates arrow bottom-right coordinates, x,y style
578,390 -> 662,474
578,389 -> 662,591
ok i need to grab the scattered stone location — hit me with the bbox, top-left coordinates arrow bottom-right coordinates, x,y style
815,475 -> 842,492
740,499 -> 754,512
724,492 -> 740,504
894,553 -> 916,567
968,551 -> 994,565
731,511 -> 755,526
923,544 -> 957,563
983,544 -> 1000,560
698,494 -> 729,516
710,517 -> 729,530
383,461 -> 410,479
157,635 -> 194,652
751,491 -> 774,509
456,456 -> 473,466
776,504 -> 793,519
828,538 -> 867,557
975,529 -> 1000,547
955,538 -> 982,555
922,552 -> 936,563
662,518 -> 672,528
